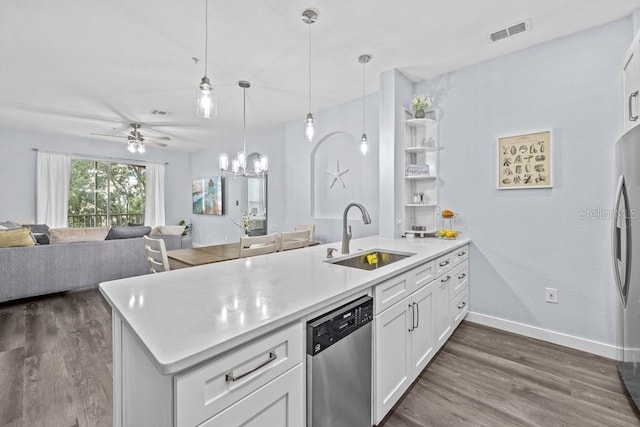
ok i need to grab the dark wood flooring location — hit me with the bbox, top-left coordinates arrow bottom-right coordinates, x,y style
0,288 -> 638,426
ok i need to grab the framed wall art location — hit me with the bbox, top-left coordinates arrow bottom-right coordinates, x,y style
497,130 -> 552,189
192,177 -> 224,215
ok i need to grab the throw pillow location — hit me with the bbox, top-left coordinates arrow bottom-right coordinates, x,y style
106,226 -> 152,240
0,221 -> 23,230
150,225 -> 185,236
0,228 -> 36,248
49,227 -> 110,244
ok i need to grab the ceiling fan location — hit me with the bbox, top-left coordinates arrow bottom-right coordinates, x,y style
90,123 -> 170,153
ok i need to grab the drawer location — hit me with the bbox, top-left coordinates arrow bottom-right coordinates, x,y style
451,244 -> 469,267
451,261 -> 469,298
412,260 -> 435,291
452,286 -> 469,328
374,270 -> 414,314
435,252 -> 453,277
175,322 -> 303,427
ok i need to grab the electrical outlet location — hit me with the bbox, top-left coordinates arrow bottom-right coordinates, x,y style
545,287 -> 558,303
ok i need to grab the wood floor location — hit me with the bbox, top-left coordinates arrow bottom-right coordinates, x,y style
0,288 -> 638,427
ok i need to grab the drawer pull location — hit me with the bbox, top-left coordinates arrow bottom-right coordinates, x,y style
439,260 -> 450,267
458,273 -> 466,280
441,276 -> 451,283
457,251 -> 466,257
630,91 -> 639,122
413,302 -> 419,329
408,304 -> 414,332
225,351 -> 277,382
458,302 -> 467,310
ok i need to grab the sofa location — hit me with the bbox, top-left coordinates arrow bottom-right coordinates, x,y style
0,225 -> 183,303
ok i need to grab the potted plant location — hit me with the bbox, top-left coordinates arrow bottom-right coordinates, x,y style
178,220 -> 191,236
411,94 -> 433,118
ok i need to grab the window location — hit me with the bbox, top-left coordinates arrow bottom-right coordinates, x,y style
68,159 -> 146,227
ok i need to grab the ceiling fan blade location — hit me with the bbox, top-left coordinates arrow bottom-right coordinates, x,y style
144,141 -> 168,148
89,132 -> 127,139
144,135 -> 171,140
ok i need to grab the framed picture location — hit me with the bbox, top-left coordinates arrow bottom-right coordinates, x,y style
497,131 -> 552,189
192,177 -> 224,215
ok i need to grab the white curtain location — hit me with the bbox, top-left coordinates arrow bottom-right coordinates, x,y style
145,163 -> 166,227
36,151 -> 71,227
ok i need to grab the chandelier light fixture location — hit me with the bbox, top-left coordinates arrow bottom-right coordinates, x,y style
196,0 -> 217,118
219,81 -> 268,176
358,54 -> 372,156
127,124 -> 146,154
302,9 -> 318,143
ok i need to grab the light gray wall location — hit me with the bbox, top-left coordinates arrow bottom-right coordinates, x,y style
188,126 -> 286,246
284,93 -> 380,244
415,18 -> 632,345
0,129 -> 190,226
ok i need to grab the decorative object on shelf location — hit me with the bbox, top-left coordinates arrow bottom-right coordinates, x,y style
358,54 -> 372,155
219,81 -> 268,177
405,164 -> 430,177
195,0 -> 217,119
178,220 -> 191,236
438,209 -> 458,239
411,93 -> 433,119
192,177 -> 223,215
497,130 -> 551,189
326,160 -> 350,189
302,9 -> 318,143
229,209 -> 254,236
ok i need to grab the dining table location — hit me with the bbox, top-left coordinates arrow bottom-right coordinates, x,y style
167,240 -> 318,269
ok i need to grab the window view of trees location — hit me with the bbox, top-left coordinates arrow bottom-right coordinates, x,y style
68,159 -> 146,227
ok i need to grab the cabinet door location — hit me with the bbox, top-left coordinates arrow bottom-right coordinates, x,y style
623,40 -> 640,132
410,280 -> 436,375
374,298 -> 411,424
199,364 -> 304,427
435,274 -> 452,347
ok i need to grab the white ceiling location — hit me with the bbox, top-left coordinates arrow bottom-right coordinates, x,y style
1,0 -> 639,152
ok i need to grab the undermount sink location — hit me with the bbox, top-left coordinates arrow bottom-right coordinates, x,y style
326,249 -> 415,271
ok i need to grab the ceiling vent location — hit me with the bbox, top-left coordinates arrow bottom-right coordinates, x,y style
489,19 -> 530,42
148,109 -> 170,116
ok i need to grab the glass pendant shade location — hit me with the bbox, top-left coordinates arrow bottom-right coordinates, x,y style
196,76 -> 217,118
237,151 -> 246,170
305,113 -> 315,143
232,158 -> 240,174
127,142 -> 136,153
360,133 -> 369,156
137,143 -> 145,154
218,152 -> 229,171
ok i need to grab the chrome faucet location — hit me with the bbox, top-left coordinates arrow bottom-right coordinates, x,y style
342,202 -> 372,254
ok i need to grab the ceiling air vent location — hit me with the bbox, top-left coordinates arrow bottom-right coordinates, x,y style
489,19 -> 530,42
148,109 -> 170,116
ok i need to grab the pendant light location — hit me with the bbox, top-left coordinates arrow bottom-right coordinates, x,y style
302,9 -> 318,143
358,54 -> 372,156
219,81 -> 268,176
196,0 -> 217,118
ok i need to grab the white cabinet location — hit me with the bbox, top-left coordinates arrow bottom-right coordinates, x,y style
402,110 -> 440,236
199,364 -> 304,427
623,33 -> 640,133
434,273 -> 452,346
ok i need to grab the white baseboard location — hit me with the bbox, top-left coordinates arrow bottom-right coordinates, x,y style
466,311 -> 619,360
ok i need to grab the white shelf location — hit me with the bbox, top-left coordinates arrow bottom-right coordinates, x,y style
405,118 -> 436,127
404,229 -> 437,235
405,175 -> 437,180
404,204 -> 437,208
405,146 -> 439,153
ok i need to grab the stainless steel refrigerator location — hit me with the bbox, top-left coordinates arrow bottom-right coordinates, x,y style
613,124 -> 640,409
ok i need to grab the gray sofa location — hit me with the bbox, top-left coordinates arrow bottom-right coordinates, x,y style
0,235 -> 181,303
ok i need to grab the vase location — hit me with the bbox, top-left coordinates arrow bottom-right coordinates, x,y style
414,110 -> 425,119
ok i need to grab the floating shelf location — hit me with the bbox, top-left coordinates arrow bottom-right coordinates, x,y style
404,175 -> 437,180
405,146 -> 439,153
404,229 -> 437,235
404,204 -> 437,208
405,118 -> 437,127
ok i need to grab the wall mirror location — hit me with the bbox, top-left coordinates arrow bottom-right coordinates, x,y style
246,152 -> 268,236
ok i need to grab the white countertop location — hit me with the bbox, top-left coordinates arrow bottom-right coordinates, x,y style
99,236 -> 470,374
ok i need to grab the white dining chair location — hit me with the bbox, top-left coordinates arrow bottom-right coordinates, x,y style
143,235 -> 170,273
279,230 -> 311,251
239,233 -> 278,258
294,224 -> 315,242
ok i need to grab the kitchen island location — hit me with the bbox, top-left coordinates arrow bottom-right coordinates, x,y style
100,236 -> 470,426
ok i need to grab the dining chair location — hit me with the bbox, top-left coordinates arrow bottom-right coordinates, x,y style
279,230 -> 311,251
239,233 -> 278,258
294,224 -> 315,242
143,235 -> 170,273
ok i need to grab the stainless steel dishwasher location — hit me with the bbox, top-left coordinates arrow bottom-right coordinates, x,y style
307,295 -> 373,427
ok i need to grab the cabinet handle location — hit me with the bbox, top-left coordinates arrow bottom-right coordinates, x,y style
458,273 -> 466,280
413,302 -> 419,329
458,302 -> 467,310
408,304 -> 414,332
457,251 -> 466,257
441,275 -> 451,283
630,91 -> 639,122
439,259 -> 450,267
225,351 -> 277,382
